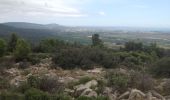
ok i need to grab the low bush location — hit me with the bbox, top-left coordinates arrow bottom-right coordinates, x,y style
96,79 -> 107,94
25,88 -> 49,100
50,94 -> 72,100
77,96 -> 109,100
0,92 -> 24,100
162,80 -> 170,95
0,78 -> 10,89
27,75 -> 64,93
78,76 -> 93,85
129,71 -> 154,91
150,57 -> 170,78
106,71 -> 129,92
39,76 -> 64,93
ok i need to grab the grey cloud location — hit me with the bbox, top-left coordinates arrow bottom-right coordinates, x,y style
0,0 -> 87,18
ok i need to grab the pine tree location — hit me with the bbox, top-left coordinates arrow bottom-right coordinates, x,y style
8,33 -> 18,52
0,39 -> 6,57
14,39 -> 31,60
92,34 -> 103,47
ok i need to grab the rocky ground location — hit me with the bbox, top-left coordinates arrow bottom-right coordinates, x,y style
2,58 -> 170,100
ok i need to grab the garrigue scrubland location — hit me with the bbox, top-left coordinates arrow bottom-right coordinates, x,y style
1,33 -> 170,100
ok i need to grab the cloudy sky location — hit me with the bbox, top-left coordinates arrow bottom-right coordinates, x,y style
0,0 -> 170,27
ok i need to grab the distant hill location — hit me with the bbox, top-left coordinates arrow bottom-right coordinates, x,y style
3,22 -> 65,30
0,24 -> 56,43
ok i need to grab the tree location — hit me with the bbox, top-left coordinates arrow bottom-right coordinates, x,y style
124,41 -> 143,51
14,39 -> 31,61
8,33 -> 18,52
92,34 -> 103,47
0,39 -> 6,57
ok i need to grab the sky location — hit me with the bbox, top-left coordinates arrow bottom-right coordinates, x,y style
0,0 -> 170,27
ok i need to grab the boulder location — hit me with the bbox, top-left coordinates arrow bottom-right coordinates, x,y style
81,88 -> 97,97
103,87 -> 117,100
64,88 -> 74,96
87,68 -> 102,74
10,76 -> 26,87
74,80 -> 98,96
5,68 -> 21,77
84,80 -> 98,88
128,89 -> 145,100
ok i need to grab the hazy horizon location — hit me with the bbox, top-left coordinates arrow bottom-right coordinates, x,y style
0,0 -> 170,28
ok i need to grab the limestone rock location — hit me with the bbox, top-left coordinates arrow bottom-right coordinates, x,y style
84,80 -> 98,88
128,89 -> 145,100
81,88 -> 97,97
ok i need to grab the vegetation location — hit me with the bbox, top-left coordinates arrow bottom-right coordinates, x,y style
150,57 -> 170,78
8,33 -> 18,52
0,39 -> 6,57
92,34 -> 103,47
14,39 -> 31,61
1,33 -> 170,99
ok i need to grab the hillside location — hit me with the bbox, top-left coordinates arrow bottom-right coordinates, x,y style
3,22 -> 65,30
0,24 -> 56,42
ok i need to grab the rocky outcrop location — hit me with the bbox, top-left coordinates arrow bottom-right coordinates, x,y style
74,80 -> 98,97
116,89 -> 165,100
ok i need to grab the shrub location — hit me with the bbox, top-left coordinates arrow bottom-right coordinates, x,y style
25,88 -> 49,100
78,76 -> 93,85
53,47 -> 117,69
96,79 -> 107,94
106,71 -> 129,92
28,53 -> 50,65
0,92 -> 24,100
150,57 -> 170,78
39,76 -> 64,93
0,56 -> 15,69
16,82 -> 30,93
162,80 -> 170,95
129,71 -> 154,91
18,60 -> 30,69
27,75 -> 64,93
77,96 -> 94,100
51,94 -> 72,100
77,96 -> 109,100
52,47 -> 94,69
0,77 -> 10,89
27,75 -> 40,89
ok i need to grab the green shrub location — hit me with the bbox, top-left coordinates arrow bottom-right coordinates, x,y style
27,75 -> 40,89
150,57 -> 170,78
27,75 -> 64,93
77,96 -> 94,100
51,94 -> 72,100
25,88 -> 49,100
77,96 -> 109,100
96,80 -> 107,94
52,47 -> 95,69
16,82 -> 30,93
0,92 -> 24,100
28,53 -> 50,65
106,71 -> 129,92
0,78 -> 10,89
78,76 -> 93,85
